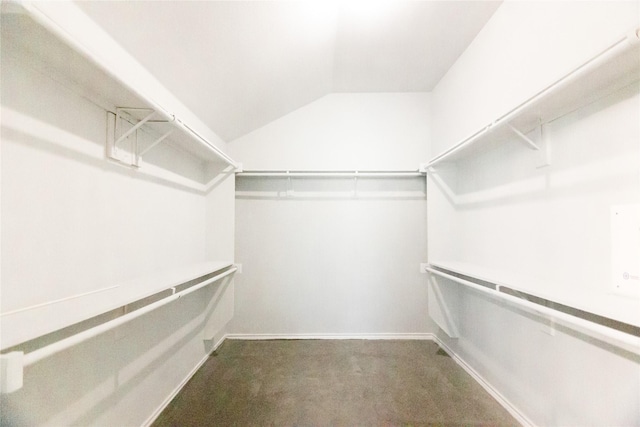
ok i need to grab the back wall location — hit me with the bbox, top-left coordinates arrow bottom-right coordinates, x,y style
228,93 -> 436,337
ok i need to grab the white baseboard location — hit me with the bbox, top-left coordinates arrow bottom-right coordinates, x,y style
225,332 -> 435,341
430,335 -> 534,427
141,333 -> 228,427
142,332 -> 531,427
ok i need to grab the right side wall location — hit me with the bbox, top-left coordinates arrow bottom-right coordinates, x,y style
429,1 -> 640,426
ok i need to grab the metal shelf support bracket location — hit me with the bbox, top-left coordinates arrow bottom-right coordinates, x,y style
107,108 -> 177,167
536,121 -> 552,168
286,171 -> 293,197
507,124 -> 539,150
139,129 -> 174,157
0,352 -> 24,394
115,108 -> 156,147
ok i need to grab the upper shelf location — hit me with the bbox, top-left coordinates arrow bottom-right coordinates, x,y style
427,28 -> 640,168
0,1 -> 237,170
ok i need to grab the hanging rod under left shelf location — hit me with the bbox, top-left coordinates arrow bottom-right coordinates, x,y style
0,264 -> 238,394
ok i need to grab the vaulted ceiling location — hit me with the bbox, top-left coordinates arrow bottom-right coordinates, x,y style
76,1 -> 501,142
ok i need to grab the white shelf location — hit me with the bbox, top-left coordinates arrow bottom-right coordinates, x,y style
429,260 -> 640,329
0,261 -> 234,351
427,28 -> 640,168
0,1 -> 237,171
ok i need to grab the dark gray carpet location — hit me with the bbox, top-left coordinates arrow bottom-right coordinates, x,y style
153,339 -> 519,426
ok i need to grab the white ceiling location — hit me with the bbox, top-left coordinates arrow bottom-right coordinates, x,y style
76,1 -> 501,142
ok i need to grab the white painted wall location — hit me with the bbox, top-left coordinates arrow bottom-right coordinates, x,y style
228,93 -> 437,337
229,93 -> 430,170
428,1 -> 640,425
438,285 -> 640,426
430,0 -> 640,156
1,30 -> 235,425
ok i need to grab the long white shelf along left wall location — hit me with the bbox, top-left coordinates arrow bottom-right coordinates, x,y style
1,0 -> 238,190
0,0 -> 239,343
0,1 -> 239,414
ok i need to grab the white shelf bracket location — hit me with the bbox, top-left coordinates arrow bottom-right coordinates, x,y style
507,124 -> 539,151
536,121 -> 552,168
115,108 -> 156,147
353,172 -> 359,198
107,108 -> 157,167
139,129 -> 174,157
286,171 -> 293,197
1,352 -> 24,394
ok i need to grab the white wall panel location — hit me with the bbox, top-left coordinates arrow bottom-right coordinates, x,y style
229,93 -> 430,170
233,196 -> 432,336
1,47 -> 208,315
1,31 -> 235,425
429,1 -> 640,425
229,93 -> 437,336
430,0 -> 640,156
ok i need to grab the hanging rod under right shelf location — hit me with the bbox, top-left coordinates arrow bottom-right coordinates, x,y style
426,265 -> 640,356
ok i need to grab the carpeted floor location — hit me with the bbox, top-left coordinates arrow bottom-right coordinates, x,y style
153,339 -> 519,426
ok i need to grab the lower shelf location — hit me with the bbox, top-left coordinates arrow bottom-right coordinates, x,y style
0,261 -> 235,352
426,261 -> 640,354
0,262 -> 237,393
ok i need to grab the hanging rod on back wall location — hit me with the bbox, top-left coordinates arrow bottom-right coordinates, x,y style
236,170 -> 427,178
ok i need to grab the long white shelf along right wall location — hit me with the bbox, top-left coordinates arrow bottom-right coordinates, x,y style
426,2 -> 640,426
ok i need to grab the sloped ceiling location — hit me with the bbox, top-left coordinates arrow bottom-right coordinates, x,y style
76,1 -> 501,142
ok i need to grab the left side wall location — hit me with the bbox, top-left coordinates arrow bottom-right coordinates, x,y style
0,25 -> 235,426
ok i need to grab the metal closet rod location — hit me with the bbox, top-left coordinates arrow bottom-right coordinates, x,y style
25,266 -> 237,366
426,266 -> 640,355
237,170 -> 426,178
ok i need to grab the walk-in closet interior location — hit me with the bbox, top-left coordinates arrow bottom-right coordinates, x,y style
1,1 -> 639,425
